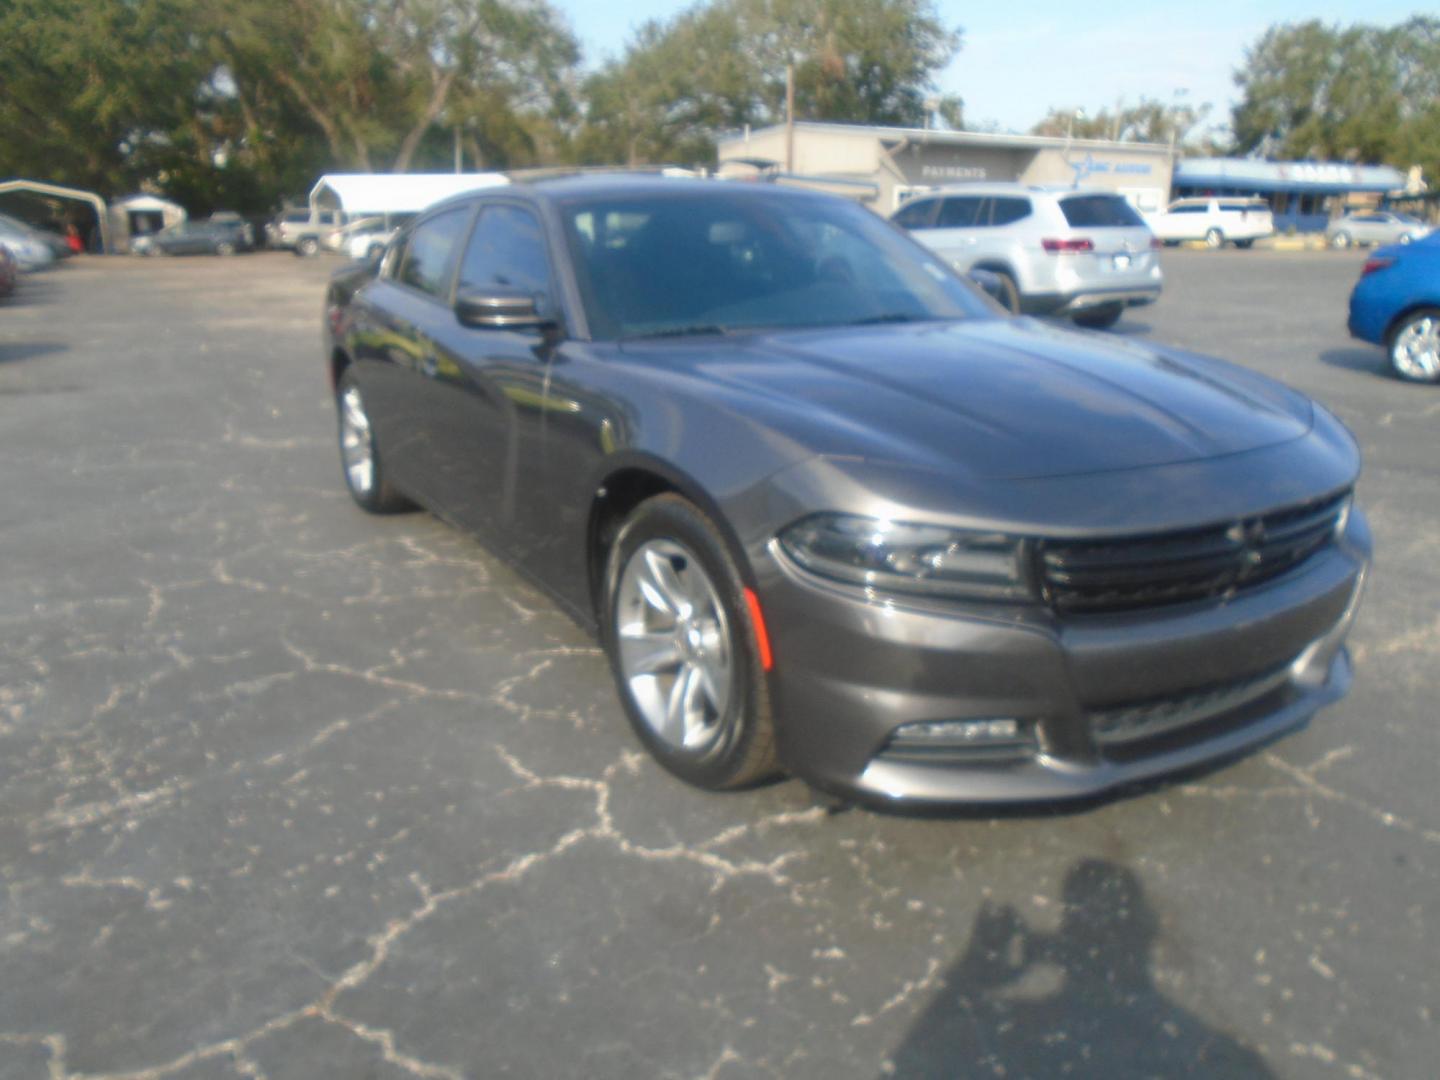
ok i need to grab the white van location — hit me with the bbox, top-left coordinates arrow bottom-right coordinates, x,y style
1148,198 -> 1274,249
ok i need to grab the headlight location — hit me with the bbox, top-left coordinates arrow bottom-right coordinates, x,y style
778,514 -> 1033,601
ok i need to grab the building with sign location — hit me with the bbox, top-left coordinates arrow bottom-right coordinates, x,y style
716,121 -> 1176,214
1173,158 -> 1410,232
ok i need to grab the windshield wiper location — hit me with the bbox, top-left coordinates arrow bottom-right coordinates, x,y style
625,324 -> 733,340
846,313 -> 932,326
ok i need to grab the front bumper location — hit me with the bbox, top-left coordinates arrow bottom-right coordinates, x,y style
754,508 -> 1370,807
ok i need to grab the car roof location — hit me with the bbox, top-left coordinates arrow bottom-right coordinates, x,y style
427,173 -> 840,214
908,183 -> 1120,198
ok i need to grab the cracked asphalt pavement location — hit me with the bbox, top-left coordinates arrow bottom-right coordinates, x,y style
1,249 -> 1436,1079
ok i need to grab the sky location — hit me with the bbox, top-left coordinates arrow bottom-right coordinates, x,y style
554,0 -> 1427,136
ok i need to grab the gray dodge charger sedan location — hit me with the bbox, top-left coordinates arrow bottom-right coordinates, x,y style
324,175 -> 1370,807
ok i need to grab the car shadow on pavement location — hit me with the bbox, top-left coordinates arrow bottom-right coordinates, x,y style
0,342 -> 67,364
885,858 -> 1274,1078
1319,347 -> 1392,381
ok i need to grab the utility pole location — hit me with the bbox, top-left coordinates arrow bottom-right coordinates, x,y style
454,125 -> 462,174
785,63 -> 795,173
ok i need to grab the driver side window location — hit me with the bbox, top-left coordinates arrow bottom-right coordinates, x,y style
458,205 -> 553,312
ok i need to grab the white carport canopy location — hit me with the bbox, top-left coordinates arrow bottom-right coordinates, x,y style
0,179 -> 110,252
308,172 -> 509,217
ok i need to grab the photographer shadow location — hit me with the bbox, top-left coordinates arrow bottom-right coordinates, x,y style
889,858 -> 1271,1078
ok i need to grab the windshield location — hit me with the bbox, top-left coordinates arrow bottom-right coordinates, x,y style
559,189 -> 991,340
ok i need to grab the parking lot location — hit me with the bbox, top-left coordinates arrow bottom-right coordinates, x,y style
1,249 -> 1435,1079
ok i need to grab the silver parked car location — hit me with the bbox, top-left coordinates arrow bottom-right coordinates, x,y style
891,183 -> 1162,329
1327,211 -> 1432,249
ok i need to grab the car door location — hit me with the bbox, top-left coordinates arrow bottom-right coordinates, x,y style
349,205 -> 475,506
406,201 -> 560,552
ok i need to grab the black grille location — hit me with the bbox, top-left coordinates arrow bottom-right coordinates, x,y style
1089,664 -> 1292,746
1038,490 -> 1349,615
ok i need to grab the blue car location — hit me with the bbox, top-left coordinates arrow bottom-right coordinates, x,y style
1347,232 -> 1440,383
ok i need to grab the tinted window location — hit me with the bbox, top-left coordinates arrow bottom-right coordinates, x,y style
989,197 -> 1032,226
1170,204 -> 1205,214
1219,201 -> 1249,212
560,191 -> 989,340
892,198 -> 938,230
458,205 -> 552,302
283,211 -> 309,224
395,207 -> 470,299
1060,195 -> 1144,228
937,197 -> 984,228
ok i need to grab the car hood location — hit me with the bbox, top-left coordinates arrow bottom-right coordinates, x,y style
621,317 -> 1314,481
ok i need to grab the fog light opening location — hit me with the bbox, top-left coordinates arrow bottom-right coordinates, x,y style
885,717 -> 1037,761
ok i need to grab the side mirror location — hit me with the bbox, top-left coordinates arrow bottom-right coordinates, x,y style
966,269 -> 1009,308
455,286 -> 554,330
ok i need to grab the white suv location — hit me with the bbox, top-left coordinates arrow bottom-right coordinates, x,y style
891,183 -> 1162,329
1148,198 -> 1274,249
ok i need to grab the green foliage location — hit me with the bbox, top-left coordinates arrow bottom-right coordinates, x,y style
1231,16 -> 1440,183
576,0 -> 962,166
1030,99 -> 1211,146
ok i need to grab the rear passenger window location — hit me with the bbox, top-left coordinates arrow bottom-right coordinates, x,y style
1060,195 -> 1144,228
395,207 -> 471,299
937,197 -> 984,228
892,199 -> 938,230
989,197 -> 1032,226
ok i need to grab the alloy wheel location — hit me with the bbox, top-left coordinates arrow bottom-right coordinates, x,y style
1392,314 -> 1440,382
339,384 -> 375,494
614,539 -> 733,753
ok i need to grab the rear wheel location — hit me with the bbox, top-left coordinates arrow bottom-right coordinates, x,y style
336,370 -> 414,513
1204,228 -> 1225,249
1072,303 -> 1124,330
1331,231 -> 1353,249
989,270 -> 1021,314
296,236 -> 320,257
1388,308 -> 1440,383
215,240 -> 235,256
603,495 -> 779,790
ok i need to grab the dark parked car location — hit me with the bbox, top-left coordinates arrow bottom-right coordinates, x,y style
134,219 -> 253,256
324,177 -> 1370,807
1347,233 -> 1440,383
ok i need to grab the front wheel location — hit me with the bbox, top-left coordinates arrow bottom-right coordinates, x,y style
296,236 -> 320,257
336,370 -> 414,512
1388,308 -> 1440,383
1331,232 -> 1352,249
1233,239 -> 1254,249
603,495 -> 779,790
215,241 -> 235,256
1204,228 -> 1225,249
1072,303 -> 1124,330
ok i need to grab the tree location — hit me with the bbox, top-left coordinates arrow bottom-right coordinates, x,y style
1030,99 -> 1211,147
1230,16 -> 1440,182
0,0 -> 209,195
577,0 -> 962,166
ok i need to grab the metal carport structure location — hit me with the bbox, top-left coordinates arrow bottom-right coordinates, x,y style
0,179 -> 110,253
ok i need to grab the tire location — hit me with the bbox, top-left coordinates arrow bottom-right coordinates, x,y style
215,241 -> 235,256
1072,303 -> 1124,330
1204,228 -> 1225,249
1399,234 -> 1413,245
296,236 -> 320,258
1387,308 -> 1440,384
1233,239 -> 1254,249
988,270 -> 1021,314
336,370 -> 414,513
602,494 -> 779,790
1331,232 -> 1352,249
